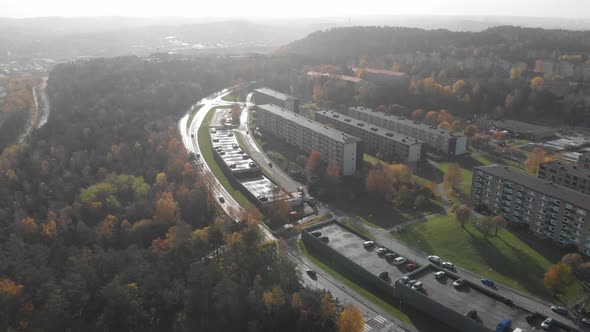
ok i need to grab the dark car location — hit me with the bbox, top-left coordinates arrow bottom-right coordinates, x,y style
311,231 -> 322,237
306,269 -> 317,279
466,310 -> 478,320
378,271 -> 389,280
550,305 -> 568,315
319,236 -> 329,243
406,263 -> 418,272
218,196 -> 225,203
480,278 -> 495,287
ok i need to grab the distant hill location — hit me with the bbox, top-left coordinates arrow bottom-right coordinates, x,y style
278,25 -> 590,63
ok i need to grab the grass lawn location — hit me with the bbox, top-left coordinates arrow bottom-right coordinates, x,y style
221,92 -> 244,102
363,154 -> 387,166
297,240 -> 415,327
391,214 -> 582,302
436,155 -> 495,200
198,107 -> 256,211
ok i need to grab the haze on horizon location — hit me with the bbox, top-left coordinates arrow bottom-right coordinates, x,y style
3,0 -> 590,19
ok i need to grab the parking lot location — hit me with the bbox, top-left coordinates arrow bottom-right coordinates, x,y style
211,128 -> 258,174
313,222 -> 579,332
316,223 -> 417,284
239,174 -> 288,203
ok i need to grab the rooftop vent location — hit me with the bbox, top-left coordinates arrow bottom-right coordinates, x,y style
385,133 -> 394,137
370,127 -> 378,132
333,114 -> 340,118
357,123 -> 364,127
402,139 -> 406,142
344,118 -> 351,122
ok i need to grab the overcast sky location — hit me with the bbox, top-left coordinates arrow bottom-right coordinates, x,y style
3,0 -> 590,19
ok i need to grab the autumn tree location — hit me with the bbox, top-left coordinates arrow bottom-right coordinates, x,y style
337,304 -> 364,332
320,292 -> 336,328
477,216 -> 495,236
267,199 -> 291,227
493,215 -> 507,236
444,163 -> 463,195
154,192 -> 180,225
325,161 -> 341,184
230,105 -> 242,123
305,151 -> 322,177
524,148 -> 551,176
544,263 -> 574,296
313,81 -> 324,101
16,217 -> 38,235
454,205 -> 472,227
510,68 -> 523,80
530,76 -> 545,92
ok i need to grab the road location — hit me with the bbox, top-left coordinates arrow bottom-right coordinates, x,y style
179,87 -> 409,332
18,77 -> 50,143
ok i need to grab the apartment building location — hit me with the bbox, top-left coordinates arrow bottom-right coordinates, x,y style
253,88 -> 300,113
255,104 -> 363,176
346,106 -> 467,156
315,110 -> 422,164
538,160 -> 590,195
579,152 -> 590,169
470,164 -> 590,255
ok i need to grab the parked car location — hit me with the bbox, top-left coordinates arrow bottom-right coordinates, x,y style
210,128 -> 216,133
428,255 -> 441,264
232,143 -> 238,149
219,151 -> 226,155
212,138 -> 219,142
453,279 -> 466,288
306,269 -> 317,279
434,271 -> 445,279
376,248 -> 389,256
297,186 -> 304,192
399,277 -> 410,285
481,278 -> 495,287
411,281 -> 423,290
218,196 -> 225,203
550,305 -> 568,315
406,263 -> 417,271
319,236 -> 329,243
393,257 -> 407,265
582,318 -> 590,325
385,252 -> 398,260
541,318 -> 552,330
311,231 -> 322,237
466,310 -> 478,320
249,161 -> 257,168
407,280 -> 418,286
268,162 -> 273,167
363,241 -> 375,248
442,261 -> 454,269
378,271 -> 389,280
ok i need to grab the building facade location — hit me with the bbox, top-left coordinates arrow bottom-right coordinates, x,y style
253,88 -> 299,113
315,110 -> 422,164
255,104 -> 363,176
579,152 -> 590,170
346,106 -> 467,156
470,165 -> 590,255
538,161 -> 590,195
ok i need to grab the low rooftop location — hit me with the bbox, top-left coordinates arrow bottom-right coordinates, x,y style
476,164 -> 590,211
490,119 -> 555,137
254,87 -> 296,101
540,160 -> 590,180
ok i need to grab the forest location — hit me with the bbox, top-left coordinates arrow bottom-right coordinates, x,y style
0,56 -> 342,331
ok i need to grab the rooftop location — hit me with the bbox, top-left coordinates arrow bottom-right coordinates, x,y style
306,71 -> 364,83
476,164 -> 590,211
350,66 -> 407,77
254,87 -> 296,101
540,160 -> 590,180
256,104 -> 362,144
348,106 -> 465,139
316,110 -> 422,147
490,119 -> 555,137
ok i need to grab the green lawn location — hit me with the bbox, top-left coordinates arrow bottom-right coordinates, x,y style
436,155 -> 495,199
297,240 -> 414,327
391,214 -> 581,302
221,92 -> 244,102
363,154 -> 387,166
198,107 -> 256,210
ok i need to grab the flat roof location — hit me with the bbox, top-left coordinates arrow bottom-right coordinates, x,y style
211,129 -> 257,173
306,71 -> 364,83
540,160 -> 590,180
254,87 -> 296,101
316,110 -> 421,147
256,104 -> 362,144
239,174 -> 288,203
348,106 -> 465,139
350,66 -> 407,77
476,164 -> 590,211
490,119 -> 554,137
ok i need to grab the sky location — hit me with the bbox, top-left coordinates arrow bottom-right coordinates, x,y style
3,0 -> 590,19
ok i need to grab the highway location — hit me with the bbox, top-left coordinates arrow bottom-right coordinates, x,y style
178,87 -> 410,332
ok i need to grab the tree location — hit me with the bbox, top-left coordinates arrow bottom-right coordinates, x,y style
493,215 -> 507,236
312,81 -> 324,101
577,262 -> 590,283
337,304 -> 364,332
326,161 -> 341,183
305,151 -> 322,176
544,263 -> 574,296
230,105 -> 242,123
320,292 -> 336,327
444,163 -> 463,195
267,199 -> 290,227
16,217 -> 38,235
477,216 -> 495,236
524,148 -> 550,176
454,205 -> 472,227
510,68 -> 523,80
153,192 -> 180,225
464,125 -> 477,137
530,76 -> 545,92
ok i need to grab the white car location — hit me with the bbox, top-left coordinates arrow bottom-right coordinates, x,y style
582,318 -> 590,325
434,271 -> 445,279
376,247 -> 388,256
363,241 -> 375,248
428,255 -> 441,264
453,279 -> 466,288
442,261 -> 454,269
541,318 -> 552,330
411,281 -> 423,290
393,257 -> 407,265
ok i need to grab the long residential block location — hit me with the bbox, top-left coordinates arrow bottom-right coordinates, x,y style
346,106 -> 467,156
255,104 -> 363,176
470,164 -> 590,255
253,87 -> 300,113
538,160 -> 590,195
315,109 -> 422,164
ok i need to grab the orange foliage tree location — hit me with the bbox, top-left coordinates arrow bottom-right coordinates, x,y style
154,192 -> 181,225
544,263 -> 574,296
337,304 -> 365,332
305,151 -> 322,176
524,148 -> 554,176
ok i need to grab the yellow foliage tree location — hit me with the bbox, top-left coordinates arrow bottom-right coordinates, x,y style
444,163 -> 463,195
337,304 -> 365,332
0,278 -> 23,296
17,217 -> 38,234
41,220 -> 58,239
530,76 -> 545,91
510,68 -> 523,79
154,192 -> 180,225
524,148 -> 550,176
